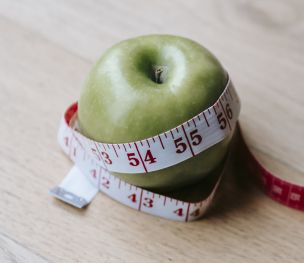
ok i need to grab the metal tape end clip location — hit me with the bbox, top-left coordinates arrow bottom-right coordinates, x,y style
50,165 -> 98,208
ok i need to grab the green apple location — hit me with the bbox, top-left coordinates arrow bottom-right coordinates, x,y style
78,35 -> 230,191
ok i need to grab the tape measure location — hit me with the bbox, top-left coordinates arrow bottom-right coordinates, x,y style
50,76 -> 304,221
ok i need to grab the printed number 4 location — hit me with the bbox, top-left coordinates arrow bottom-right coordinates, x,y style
174,208 -> 183,217
128,193 -> 137,203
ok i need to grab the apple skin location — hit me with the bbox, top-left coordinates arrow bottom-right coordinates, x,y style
78,35 -> 229,191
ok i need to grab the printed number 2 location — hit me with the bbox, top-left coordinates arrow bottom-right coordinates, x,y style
101,177 -> 110,189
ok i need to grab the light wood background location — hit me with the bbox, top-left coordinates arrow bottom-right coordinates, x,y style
0,0 -> 303,262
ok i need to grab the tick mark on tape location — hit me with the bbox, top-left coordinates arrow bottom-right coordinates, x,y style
146,139 -> 150,148
163,196 -> 167,206
192,119 -> 197,127
181,124 -> 195,157
123,144 -> 127,152
138,190 -> 144,211
158,135 -> 165,149
94,142 -> 107,168
112,145 -> 119,158
227,88 -> 233,100
134,142 -> 148,173
203,112 -> 209,127
170,130 -> 175,139
72,132 -> 84,149
185,203 -> 191,222
102,144 -> 107,151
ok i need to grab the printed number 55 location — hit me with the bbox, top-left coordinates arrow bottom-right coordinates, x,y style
174,129 -> 202,154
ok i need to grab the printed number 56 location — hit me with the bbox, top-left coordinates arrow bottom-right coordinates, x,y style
217,103 -> 233,129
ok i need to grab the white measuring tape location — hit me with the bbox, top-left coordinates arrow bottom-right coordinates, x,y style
50,76 -> 304,221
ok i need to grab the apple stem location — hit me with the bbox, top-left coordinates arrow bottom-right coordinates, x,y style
153,65 -> 166,84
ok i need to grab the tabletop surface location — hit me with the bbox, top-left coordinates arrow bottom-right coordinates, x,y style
1,0 -> 304,262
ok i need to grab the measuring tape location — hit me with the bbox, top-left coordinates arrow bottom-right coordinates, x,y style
50,77 -> 304,221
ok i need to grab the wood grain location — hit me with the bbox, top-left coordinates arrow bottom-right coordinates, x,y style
0,232 -> 49,263
0,0 -> 303,262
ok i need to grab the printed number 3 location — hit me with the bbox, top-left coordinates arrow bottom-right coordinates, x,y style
143,198 -> 153,208
101,151 -> 112,165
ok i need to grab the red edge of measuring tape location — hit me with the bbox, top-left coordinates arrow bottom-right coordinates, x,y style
64,102 -> 78,125
242,141 -> 304,211
63,102 -> 304,212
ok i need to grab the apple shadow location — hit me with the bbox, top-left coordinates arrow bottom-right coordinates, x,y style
205,138 -> 259,219
205,125 -> 263,219
163,125 -> 260,219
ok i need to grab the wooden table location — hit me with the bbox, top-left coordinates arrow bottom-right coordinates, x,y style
1,1 -> 303,262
